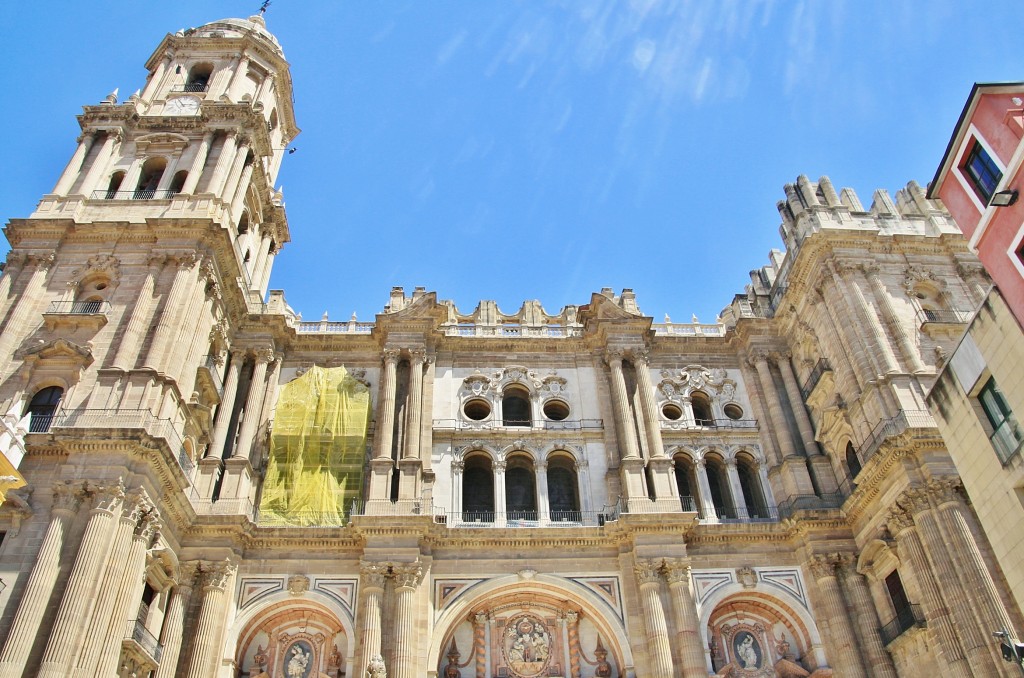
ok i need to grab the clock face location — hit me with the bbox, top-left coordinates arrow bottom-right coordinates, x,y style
165,96 -> 200,116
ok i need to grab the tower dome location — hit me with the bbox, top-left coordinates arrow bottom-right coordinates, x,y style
190,14 -> 283,56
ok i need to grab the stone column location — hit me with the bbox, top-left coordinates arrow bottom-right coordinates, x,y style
252,228 -> 274,282
370,349 -> 400,502
112,256 -> 164,370
634,559 -> 673,678
813,286 -> 864,395
694,459 -> 717,519
886,507 -> 972,678
154,152 -> 183,193
233,347 -> 273,461
750,352 -> 798,459
663,559 -> 708,678
836,555 -> 898,678
95,505 -> 161,677
208,351 -> 244,459
37,483 -> 125,678
141,56 -> 171,101
847,264 -> 900,374
564,610 -> 581,678
535,459 -> 550,523
230,158 -> 256,220
53,132 -> 96,195
472,611 -> 487,678
359,562 -> 388,677
493,460 -> 507,526
153,563 -> 198,678
403,350 -> 425,461
827,262 -> 885,379
257,246 -> 277,293
807,554 -> 867,678
78,130 -> 121,196
392,561 -> 424,678
632,350 -> 665,457
143,253 -> 199,371
0,483 -> 81,678
605,350 -> 640,460
903,488 -> 1000,673
0,253 -> 26,327
227,55 -> 251,100
774,352 -> 820,456
865,264 -> 926,373
182,560 -> 236,678
206,131 -> 238,199
930,480 -> 1019,673
0,254 -> 54,364
220,137 -> 251,202
180,131 -> 215,195
956,261 -> 990,306
724,459 -> 749,519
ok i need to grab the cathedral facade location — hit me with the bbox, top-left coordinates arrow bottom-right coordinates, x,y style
0,14 -> 1018,678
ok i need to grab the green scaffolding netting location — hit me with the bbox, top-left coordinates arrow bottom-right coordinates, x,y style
258,365 -> 369,526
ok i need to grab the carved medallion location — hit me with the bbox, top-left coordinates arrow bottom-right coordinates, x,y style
502,614 -> 552,678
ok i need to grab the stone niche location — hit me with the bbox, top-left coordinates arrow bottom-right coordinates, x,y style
236,603 -> 346,678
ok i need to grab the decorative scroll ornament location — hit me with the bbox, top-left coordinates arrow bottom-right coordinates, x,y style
287,574 -> 310,595
502,614 -> 552,678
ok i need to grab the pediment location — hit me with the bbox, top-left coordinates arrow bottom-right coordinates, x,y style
578,293 -> 640,322
18,338 -> 94,366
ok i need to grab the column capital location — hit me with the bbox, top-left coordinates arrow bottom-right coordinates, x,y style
631,348 -> 650,366
899,487 -> 933,516
886,504 -> 916,536
27,253 -> 56,271
407,348 -> 427,364
360,561 -> 389,590
473,610 -> 490,626
200,560 -> 237,591
746,349 -> 770,367
769,350 -> 793,364
254,346 -> 276,365
392,561 -> 424,589
171,251 -> 199,270
177,560 -> 202,592
926,477 -> 962,507
87,480 -> 125,513
861,262 -> 881,277
833,553 -> 860,579
807,553 -> 838,580
662,558 -> 692,585
492,459 -> 507,472
634,558 -> 662,586
51,481 -> 85,515
603,348 -> 625,367
382,348 -> 401,364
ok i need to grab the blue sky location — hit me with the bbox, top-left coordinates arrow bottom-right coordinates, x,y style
1,1 -> 1021,325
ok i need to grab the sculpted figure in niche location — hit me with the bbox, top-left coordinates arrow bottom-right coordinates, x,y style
287,645 -> 310,677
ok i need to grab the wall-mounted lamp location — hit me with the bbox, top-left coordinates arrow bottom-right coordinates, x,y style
990,189 -> 1019,207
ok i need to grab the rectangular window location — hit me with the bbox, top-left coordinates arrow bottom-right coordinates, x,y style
977,377 -> 1024,462
962,141 -> 1002,203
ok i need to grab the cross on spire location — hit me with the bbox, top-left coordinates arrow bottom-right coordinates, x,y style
259,0 -> 271,15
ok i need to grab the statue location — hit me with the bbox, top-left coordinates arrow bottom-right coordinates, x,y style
287,645 -> 310,677
594,636 -> 612,677
367,654 -> 386,678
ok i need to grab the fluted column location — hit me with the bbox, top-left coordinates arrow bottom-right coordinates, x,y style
252,228 -> 273,282
229,157 -> 255,219
847,264 -> 899,374
634,559 -> 673,678
807,554 -> 867,678
226,55 -> 251,100
141,56 -> 171,101
143,252 -> 199,371
886,507 -> 972,678
663,559 -> 707,678
903,487 -> 998,673
750,352 -> 798,458
153,563 -> 198,678
208,351 -> 243,458
359,562 -> 388,677
836,555 -> 898,678
0,254 -> 54,364
220,137 -> 251,202
78,130 -> 120,196
403,350 -> 425,460
0,483 -> 82,678
774,352 -> 820,456
183,560 -> 236,678
233,347 -> 273,460
694,459 -> 717,519
95,504 -> 161,677
493,460 -> 507,526
632,350 -> 665,457
535,459 -> 550,522
37,483 -> 125,678
376,349 -> 400,460
180,131 -> 215,195
53,132 -> 96,195
724,459 -> 748,518
606,350 -> 640,460
865,264 -> 926,373
813,286 -> 864,395
112,256 -> 164,370
392,561 -> 424,678
206,131 -> 238,199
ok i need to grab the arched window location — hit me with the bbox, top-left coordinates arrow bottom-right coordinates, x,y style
547,455 -> 580,522
691,391 -> 714,427
674,454 -> 700,515
845,442 -> 863,485
105,170 -> 125,199
462,454 -> 494,522
736,454 -> 768,519
134,157 -> 167,199
505,455 -> 537,520
169,169 -> 188,194
704,455 -> 734,519
502,385 -> 531,427
237,211 -> 250,236
185,63 -> 213,92
27,386 -> 63,433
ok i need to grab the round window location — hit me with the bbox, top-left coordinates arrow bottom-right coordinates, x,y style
463,399 -> 491,421
723,403 -> 744,420
543,399 -> 570,421
662,403 -> 683,420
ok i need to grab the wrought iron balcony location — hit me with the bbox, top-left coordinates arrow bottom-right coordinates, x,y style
91,189 -> 179,200
197,355 -> 224,398
172,82 -> 209,93
881,604 -> 925,645
52,409 -> 194,476
800,358 -> 832,400
45,300 -> 110,315
432,418 -> 604,431
858,410 -> 937,467
125,618 -> 163,663
916,308 -> 971,326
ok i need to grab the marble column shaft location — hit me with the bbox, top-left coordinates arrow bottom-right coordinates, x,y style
663,560 -> 708,678
221,139 -> 251,202
375,350 -> 400,460
632,353 -> 665,457
144,254 -> 199,371
206,132 -> 238,198
634,560 -> 673,678
79,131 -> 119,196
607,353 -> 640,460
233,348 -> 273,460
112,258 -> 163,370
837,559 -> 897,678
848,265 -> 899,374
403,351 -> 424,460
392,562 -> 423,678
808,555 -> 867,678
153,569 -> 195,678
37,484 -> 125,678
359,563 -> 388,674
180,131 -> 215,195
53,133 -> 96,195
0,485 -> 80,678
751,354 -> 798,458
865,265 -> 926,373
775,353 -> 820,456
208,353 -> 243,458
183,561 -> 236,678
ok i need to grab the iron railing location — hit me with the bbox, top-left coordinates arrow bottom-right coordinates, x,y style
662,418 -> 758,430
801,358 -> 832,400
53,409 -> 194,475
91,189 -> 179,200
172,82 -> 209,93
432,418 -> 604,431
437,509 -> 610,528
858,410 -> 937,467
297,320 -> 374,334
880,604 -> 925,645
442,324 -> 583,338
704,504 -> 779,523
651,323 -> 726,337
28,412 -> 57,433
198,355 -> 224,397
126,618 -> 163,663
45,300 -> 110,315
916,308 -> 971,326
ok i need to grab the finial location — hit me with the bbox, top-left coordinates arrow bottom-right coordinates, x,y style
127,89 -> 141,104
259,0 -> 272,14
691,313 -> 699,323
321,311 -> 329,321
102,88 -> 119,105
664,314 -> 671,323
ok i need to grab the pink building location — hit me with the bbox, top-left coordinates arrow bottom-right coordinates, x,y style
929,82 -> 1024,326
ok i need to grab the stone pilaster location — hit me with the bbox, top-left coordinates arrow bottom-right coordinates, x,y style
835,555 -> 897,678
662,559 -> 707,678
633,558 -> 673,678
360,561 -> 389,678
0,254 -> 54,365
153,562 -> 198,678
207,350 -> 244,459
53,132 -> 96,195
864,264 -> 926,373
605,350 -> 640,460
0,483 -> 82,678
391,561 -> 424,678
233,347 -> 273,461
370,349 -> 400,502
807,554 -> 867,678
180,131 -> 215,194
37,482 -> 125,678
112,256 -> 164,370
143,252 -> 200,371
182,560 -> 237,678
